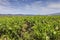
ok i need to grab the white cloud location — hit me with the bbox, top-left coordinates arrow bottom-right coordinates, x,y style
0,0 -> 60,15
47,3 -> 60,9
0,0 -> 10,6
23,1 -> 60,15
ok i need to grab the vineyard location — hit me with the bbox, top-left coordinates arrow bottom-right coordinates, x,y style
0,16 -> 60,40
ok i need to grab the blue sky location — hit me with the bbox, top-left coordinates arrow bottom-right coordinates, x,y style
0,0 -> 60,15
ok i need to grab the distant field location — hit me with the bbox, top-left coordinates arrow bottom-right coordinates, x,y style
0,16 -> 60,40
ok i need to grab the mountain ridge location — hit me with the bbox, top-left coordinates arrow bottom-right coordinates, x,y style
48,13 -> 60,15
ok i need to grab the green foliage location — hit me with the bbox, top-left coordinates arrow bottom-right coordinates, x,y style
0,16 -> 60,40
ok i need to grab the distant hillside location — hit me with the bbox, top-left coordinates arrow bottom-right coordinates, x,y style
48,13 -> 60,15
0,14 -> 36,16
